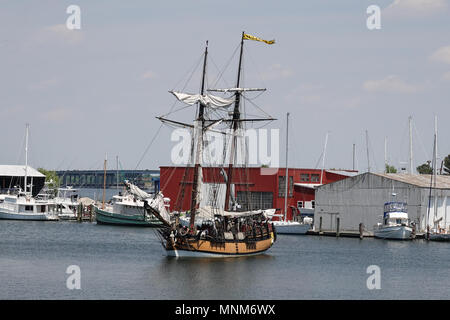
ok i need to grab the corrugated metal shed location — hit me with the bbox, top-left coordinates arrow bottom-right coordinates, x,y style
0,165 -> 45,177
374,173 -> 450,189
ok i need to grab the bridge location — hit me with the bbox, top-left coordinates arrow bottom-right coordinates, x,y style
55,169 -> 160,191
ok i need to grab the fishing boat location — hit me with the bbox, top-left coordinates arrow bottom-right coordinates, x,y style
95,181 -> 162,227
374,199 -> 412,240
54,186 -> 79,220
0,124 -> 58,221
143,33 -> 278,257
427,118 -> 450,241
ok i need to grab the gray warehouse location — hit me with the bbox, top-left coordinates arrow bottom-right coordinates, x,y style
315,172 -> 450,234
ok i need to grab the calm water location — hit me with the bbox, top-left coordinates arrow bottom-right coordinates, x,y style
0,220 -> 449,300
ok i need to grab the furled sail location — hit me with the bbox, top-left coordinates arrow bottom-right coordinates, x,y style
124,180 -> 151,200
170,91 -> 234,108
208,88 -> 266,93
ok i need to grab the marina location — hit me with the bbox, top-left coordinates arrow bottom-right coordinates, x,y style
1,1 -> 450,305
1,220 -> 449,300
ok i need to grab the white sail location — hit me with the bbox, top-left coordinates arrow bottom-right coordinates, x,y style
170,91 -> 234,108
124,180 -> 152,200
208,88 -> 266,93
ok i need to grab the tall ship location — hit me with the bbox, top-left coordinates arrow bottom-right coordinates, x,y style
0,124 -> 59,221
141,33 -> 278,257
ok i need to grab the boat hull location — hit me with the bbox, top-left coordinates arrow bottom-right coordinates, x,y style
0,211 -> 58,221
165,237 -> 274,258
273,221 -> 311,234
429,233 -> 450,242
374,226 -> 412,240
95,206 -> 162,227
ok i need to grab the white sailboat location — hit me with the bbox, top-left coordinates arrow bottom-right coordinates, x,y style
271,113 -> 312,235
428,117 -> 450,241
0,124 -> 59,221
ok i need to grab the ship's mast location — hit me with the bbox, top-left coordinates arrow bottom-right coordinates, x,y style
224,32 -> 244,211
189,41 -> 208,232
24,123 -> 29,194
284,113 -> 289,222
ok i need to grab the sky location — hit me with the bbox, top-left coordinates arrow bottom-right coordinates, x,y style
0,0 -> 449,173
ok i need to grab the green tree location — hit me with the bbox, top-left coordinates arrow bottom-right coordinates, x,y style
37,168 -> 60,194
416,162 -> 433,174
444,154 -> 450,175
385,164 -> 397,173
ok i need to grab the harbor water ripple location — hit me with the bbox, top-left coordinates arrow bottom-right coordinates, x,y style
1,220 -> 449,299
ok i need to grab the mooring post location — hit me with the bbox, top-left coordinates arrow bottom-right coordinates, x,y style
426,225 -> 430,241
319,216 -> 323,234
359,223 -> 364,239
336,217 -> 340,237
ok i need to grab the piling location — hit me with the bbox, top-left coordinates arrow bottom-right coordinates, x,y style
319,216 -> 323,234
336,217 -> 340,237
359,223 -> 364,239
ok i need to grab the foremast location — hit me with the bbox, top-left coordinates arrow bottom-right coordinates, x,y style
189,41 -> 208,234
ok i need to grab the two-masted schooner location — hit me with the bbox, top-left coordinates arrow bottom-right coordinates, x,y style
139,33 -> 278,257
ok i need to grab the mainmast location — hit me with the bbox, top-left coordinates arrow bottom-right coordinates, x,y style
189,41 -> 208,232
224,32 -> 245,211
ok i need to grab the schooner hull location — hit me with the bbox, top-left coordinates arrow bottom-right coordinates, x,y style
165,237 -> 274,257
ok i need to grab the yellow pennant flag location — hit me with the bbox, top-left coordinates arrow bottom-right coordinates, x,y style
243,33 -> 275,45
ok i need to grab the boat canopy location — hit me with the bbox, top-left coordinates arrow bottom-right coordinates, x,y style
384,201 -> 407,214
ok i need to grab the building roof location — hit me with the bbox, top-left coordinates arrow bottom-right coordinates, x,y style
0,165 -> 45,177
326,170 -> 359,177
373,173 -> 450,189
294,183 -> 322,189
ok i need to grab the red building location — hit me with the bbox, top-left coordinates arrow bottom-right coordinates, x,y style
160,166 -> 356,221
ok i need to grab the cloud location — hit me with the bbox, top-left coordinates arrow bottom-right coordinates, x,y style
260,64 -> 293,81
30,24 -> 83,46
141,70 -> 159,80
430,45 -> 450,64
41,107 -> 75,122
442,71 -> 450,80
384,0 -> 448,16
28,77 -> 60,91
285,84 -> 323,105
363,75 -> 420,93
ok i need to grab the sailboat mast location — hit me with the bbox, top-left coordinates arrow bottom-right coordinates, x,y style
409,116 -> 414,174
365,130 -> 370,173
224,32 -> 244,211
102,153 -> 107,210
433,116 -> 438,225
24,123 -> 29,193
189,41 -> 208,232
320,132 -> 328,185
116,155 -> 119,190
284,113 -> 289,222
